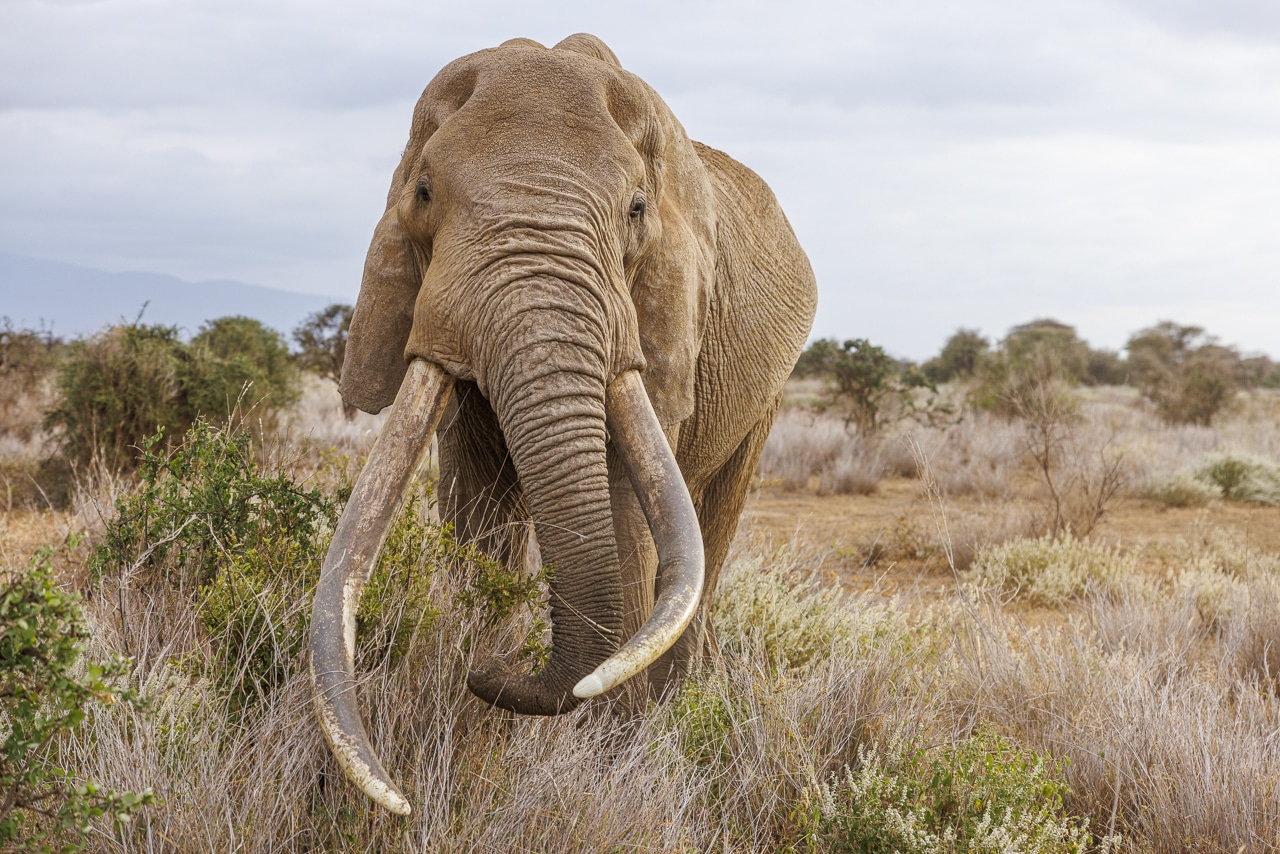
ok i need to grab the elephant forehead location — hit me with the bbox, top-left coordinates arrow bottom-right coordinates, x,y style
419,47 -> 649,179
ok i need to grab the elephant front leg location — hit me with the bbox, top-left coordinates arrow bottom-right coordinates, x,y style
649,399 -> 780,697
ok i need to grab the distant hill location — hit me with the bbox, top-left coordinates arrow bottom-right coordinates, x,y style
0,252 -> 335,338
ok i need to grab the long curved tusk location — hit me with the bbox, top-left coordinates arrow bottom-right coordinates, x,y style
573,370 -> 704,699
310,358 -> 454,817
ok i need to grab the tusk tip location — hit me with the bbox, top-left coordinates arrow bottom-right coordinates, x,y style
572,671 -> 608,699
387,797 -> 412,817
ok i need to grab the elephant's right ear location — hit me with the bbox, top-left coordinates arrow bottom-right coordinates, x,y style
341,60 -> 478,414
339,188 -> 421,414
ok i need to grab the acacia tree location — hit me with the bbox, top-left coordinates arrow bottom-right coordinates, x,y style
800,338 -> 942,435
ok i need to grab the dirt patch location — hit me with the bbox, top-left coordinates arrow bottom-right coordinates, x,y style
741,479 -> 1280,595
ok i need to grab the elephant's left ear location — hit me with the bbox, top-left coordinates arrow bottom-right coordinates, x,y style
626,85 -> 717,429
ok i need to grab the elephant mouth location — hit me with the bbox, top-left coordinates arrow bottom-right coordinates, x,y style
308,358 -> 704,816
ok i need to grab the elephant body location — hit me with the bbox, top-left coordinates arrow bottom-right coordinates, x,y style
438,138 -> 815,694
316,33 -> 814,812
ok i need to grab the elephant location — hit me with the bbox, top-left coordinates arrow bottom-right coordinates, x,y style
309,33 -> 817,815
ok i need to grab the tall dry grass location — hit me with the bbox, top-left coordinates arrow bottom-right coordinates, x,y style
5,376 -> 1280,851
761,383 -> 1280,505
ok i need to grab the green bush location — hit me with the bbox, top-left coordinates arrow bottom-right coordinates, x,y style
43,323 -> 190,473
185,316 -> 298,421
89,421 -> 337,702
43,317 -> 298,477
1,544 -> 152,851
792,338 -> 842,380
1084,347 -> 1127,386
1140,471 -> 1220,508
791,729 -> 1097,853
89,419 -> 546,704
1002,320 -> 1091,387
1194,452 -> 1280,505
969,320 -> 1090,417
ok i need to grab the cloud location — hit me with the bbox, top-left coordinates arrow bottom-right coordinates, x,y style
2,0 -> 1279,357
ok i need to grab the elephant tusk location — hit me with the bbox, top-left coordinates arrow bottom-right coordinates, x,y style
309,358 -> 454,817
573,370 -> 704,699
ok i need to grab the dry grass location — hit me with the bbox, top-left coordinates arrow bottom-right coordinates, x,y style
3,376 -> 1280,851
58,503 -> 1280,851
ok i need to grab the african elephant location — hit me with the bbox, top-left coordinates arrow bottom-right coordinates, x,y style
310,33 -> 816,814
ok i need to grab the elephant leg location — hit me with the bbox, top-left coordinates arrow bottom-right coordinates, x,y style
649,396 -> 782,697
437,381 -> 531,571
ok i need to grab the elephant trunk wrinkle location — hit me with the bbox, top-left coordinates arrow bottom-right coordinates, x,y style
466,339 -> 626,715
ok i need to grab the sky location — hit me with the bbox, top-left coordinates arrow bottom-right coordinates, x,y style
3,0 -> 1279,360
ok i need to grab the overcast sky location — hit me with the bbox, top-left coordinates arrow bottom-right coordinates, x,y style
3,0 -> 1279,359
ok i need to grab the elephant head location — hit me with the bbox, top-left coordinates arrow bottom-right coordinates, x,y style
309,35 -> 717,814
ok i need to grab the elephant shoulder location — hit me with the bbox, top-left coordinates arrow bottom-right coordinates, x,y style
691,142 -> 782,225
690,141 -> 817,342
672,142 -> 816,483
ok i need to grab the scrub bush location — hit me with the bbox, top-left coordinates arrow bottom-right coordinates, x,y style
184,315 -> 298,421
1144,453 -> 1280,508
1193,452 -> 1280,505
89,419 -> 546,704
0,320 -> 63,443
922,329 -> 989,385
43,323 -> 190,474
1126,322 -> 1240,426
1140,471 -> 1220,508
89,421 -> 336,702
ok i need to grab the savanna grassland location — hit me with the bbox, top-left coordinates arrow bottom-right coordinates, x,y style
3,318 -> 1280,852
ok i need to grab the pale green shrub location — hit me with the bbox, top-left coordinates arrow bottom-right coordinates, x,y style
790,730 -> 1098,853
1140,471 -> 1219,508
1175,569 -> 1249,631
712,548 -> 899,670
1194,452 -> 1280,505
1178,528 -> 1280,581
967,532 -> 1136,605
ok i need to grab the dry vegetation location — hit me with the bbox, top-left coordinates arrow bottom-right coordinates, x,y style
5,366 -> 1280,851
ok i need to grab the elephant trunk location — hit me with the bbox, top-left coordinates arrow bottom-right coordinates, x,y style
465,329 -> 624,714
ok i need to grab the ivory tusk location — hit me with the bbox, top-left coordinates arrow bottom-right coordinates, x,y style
573,370 -> 704,698
309,358 -> 454,816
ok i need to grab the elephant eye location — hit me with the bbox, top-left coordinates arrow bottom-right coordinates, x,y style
629,195 -> 646,220
415,183 -> 431,204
